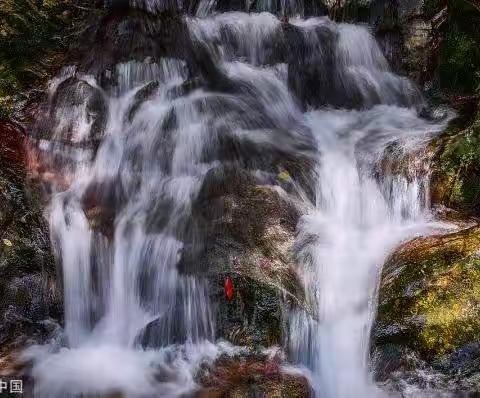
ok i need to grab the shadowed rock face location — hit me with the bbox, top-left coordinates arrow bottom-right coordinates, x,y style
178,166 -> 308,347
0,121 -> 62,373
372,225 -> 480,390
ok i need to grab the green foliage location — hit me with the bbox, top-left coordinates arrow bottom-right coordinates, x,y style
439,29 -> 480,94
448,0 -> 480,38
426,0 -> 480,95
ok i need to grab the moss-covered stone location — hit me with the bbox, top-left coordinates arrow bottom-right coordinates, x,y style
430,109 -> 480,215
373,225 -> 480,383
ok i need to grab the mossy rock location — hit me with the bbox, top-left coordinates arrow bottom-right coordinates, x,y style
373,225 -> 480,383
430,110 -> 480,216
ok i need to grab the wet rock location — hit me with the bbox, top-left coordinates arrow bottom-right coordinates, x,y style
0,121 -> 61,353
195,351 -> 311,397
73,9 -> 192,77
284,23 -> 342,109
126,81 -> 159,121
213,129 -> 315,200
430,110 -> 480,217
42,75 -> 108,147
373,224 -> 480,387
179,166 -> 306,348
318,0 -> 434,80
81,179 -> 127,239
166,78 -> 201,100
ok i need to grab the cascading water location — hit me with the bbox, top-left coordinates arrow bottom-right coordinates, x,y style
29,59 -> 224,397
26,4 -> 451,398
289,105 -> 450,398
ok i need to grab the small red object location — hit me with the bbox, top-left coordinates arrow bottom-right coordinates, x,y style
224,277 -> 234,301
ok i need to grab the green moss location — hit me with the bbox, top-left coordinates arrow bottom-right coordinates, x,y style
415,257 -> 480,355
432,114 -> 480,213
375,226 -> 480,361
439,126 -> 480,173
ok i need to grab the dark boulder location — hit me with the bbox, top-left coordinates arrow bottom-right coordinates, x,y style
178,166 -> 307,348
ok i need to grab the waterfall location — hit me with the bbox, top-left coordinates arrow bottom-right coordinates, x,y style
25,5 -> 451,398
283,23 -> 451,398
289,104 -> 449,398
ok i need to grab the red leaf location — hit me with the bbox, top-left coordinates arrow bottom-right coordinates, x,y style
224,277 -> 234,301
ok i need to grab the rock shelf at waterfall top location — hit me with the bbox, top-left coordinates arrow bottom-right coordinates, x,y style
1,1 -> 480,398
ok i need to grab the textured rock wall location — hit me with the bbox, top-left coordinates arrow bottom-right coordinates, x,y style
0,120 -> 61,374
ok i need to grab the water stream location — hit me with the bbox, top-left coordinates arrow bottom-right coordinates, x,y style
27,5 -> 450,398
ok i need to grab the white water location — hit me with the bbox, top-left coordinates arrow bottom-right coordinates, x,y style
27,9 -> 451,398
289,106 -> 449,398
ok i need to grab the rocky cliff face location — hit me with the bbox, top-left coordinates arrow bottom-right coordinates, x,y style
0,120 -> 61,375
0,0 -> 103,375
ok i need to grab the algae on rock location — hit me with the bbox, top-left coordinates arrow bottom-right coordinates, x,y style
373,225 -> 480,387
431,110 -> 480,215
